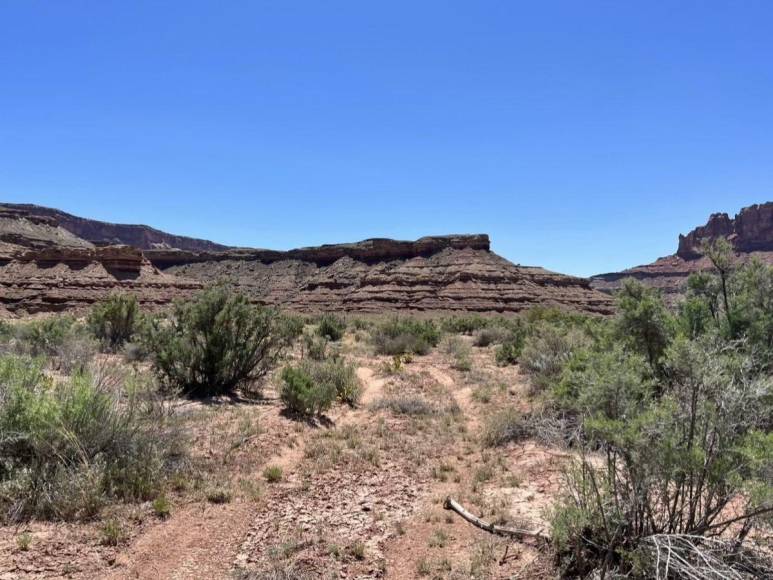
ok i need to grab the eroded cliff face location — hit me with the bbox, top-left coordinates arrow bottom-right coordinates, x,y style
0,206 -> 200,315
0,203 -> 614,315
592,202 -> 773,299
1,203 -> 230,252
161,238 -> 614,315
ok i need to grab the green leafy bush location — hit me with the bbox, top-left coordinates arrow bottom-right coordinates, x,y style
316,314 -> 345,342
88,293 -> 141,352
279,365 -> 336,415
0,356 -> 179,522
142,287 -> 285,398
370,318 -> 440,356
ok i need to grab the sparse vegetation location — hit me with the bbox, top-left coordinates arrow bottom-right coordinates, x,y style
316,314 -> 345,342
263,465 -> 283,483
0,356 -> 180,522
279,364 -> 336,415
88,293 -> 141,352
142,286 -> 286,398
370,317 -> 440,356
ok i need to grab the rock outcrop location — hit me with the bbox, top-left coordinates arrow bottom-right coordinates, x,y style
0,202 -> 614,315
159,236 -> 614,315
592,202 -> 773,299
1,203 -> 230,252
0,206 -> 200,315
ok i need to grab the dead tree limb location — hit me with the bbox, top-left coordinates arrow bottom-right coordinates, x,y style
443,497 -> 550,542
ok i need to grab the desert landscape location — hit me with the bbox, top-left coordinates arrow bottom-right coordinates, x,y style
0,203 -> 771,579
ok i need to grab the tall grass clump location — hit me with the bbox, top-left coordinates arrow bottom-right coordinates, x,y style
316,314 -> 345,342
88,293 -> 142,352
0,356 -> 180,522
370,318 -> 440,356
142,287 -> 286,398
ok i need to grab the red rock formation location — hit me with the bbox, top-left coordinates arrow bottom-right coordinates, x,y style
162,238 -> 614,315
1,203 -> 230,252
0,207 -> 200,314
592,202 -> 773,299
0,203 -> 614,315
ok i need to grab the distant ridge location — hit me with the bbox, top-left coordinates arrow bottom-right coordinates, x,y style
1,203 -> 231,252
0,202 -> 614,315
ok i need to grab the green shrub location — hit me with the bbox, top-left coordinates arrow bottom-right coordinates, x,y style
280,365 -> 336,415
88,293 -> 141,352
472,326 -> 510,347
371,318 -> 440,356
316,314 -> 345,342
142,287 -> 286,398
520,323 -> 587,392
303,358 -> 362,406
0,356 -> 179,522
441,315 -> 490,335
551,337 -> 773,577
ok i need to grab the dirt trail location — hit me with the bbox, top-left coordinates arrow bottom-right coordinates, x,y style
107,413 -> 309,580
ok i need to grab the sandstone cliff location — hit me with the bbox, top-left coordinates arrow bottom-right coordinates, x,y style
2,203 -> 230,252
0,206 -> 200,314
591,202 -> 773,298
0,203 -> 614,315
159,235 -> 614,315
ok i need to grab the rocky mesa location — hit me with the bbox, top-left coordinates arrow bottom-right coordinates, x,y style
0,203 -> 614,315
0,206 -> 201,315
591,202 -> 773,299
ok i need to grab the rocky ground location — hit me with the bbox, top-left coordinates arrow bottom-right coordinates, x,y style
0,336 -> 569,579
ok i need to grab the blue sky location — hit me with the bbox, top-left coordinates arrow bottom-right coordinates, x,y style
1,1 -> 772,277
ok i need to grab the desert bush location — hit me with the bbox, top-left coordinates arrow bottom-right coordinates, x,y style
441,315 -> 491,335
316,314 -> 345,342
304,358 -> 362,406
616,278 -> 675,371
301,333 -> 328,361
12,317 -> 96,373
279,365 -> 336,415
88,293 -> 141,352
276,313 -> 304,343
142,287 -> 286,398
0,356 -> 180,522
550,336 -> 773,577
481,407 -> 531,447
442,336 -> 472,371
370,318 -> 440,356
472,326 -> 510,347
520,323 -> 588,392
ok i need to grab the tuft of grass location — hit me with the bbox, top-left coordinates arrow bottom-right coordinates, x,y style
416,557 -> 432,576
481,407 -> 532,447
16,532 -> 32,552
206,488 -> 233,504
152,495 -> 172,519
100,518 -> 126,546
263,465 -> 283,483
428,528 -> 449,548
347,540 -> 366,561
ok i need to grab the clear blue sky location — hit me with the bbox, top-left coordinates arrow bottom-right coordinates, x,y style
1,1 -> 772,277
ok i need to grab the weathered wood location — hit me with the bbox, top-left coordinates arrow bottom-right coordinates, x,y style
443,497 -> 550,542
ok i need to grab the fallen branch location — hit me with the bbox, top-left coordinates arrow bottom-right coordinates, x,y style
443,497 -> 549,542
